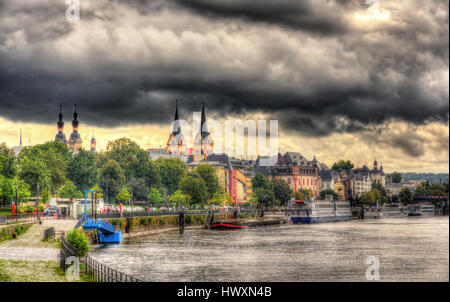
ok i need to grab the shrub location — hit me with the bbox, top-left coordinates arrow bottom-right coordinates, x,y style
66,228 -> 90,257
140,217 -> 149,226
159,217 -> 167,225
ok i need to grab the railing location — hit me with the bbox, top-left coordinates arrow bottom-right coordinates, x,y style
84,255 -> 142,282
60,232 -> 143,282
44,227 -> 55,241
3,213 -> 41,224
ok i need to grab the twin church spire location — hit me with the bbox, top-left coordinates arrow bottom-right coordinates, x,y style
166,101 -> 213,160
55,104 -> 95,153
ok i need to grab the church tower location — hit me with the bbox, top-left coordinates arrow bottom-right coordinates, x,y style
68,104 -> 83,152
55,104 -> 68,146
166,100 -> 186,155
193,102 -> 214,161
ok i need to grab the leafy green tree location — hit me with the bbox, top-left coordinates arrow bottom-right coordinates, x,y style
0,143 -> 17,178
252,173 -> 274,191
59,180 -> 78,199
211,191 -> 232,206
11,177 -> 30,205
148,188 -> 163,206
67,149 -> 98,192
319,189 -> 339,199
169,190 -> 187,208
18,156 -> 50,195
156,158 -> 187,195
128,177 -> 149,202
391,172 -> 402,184
179,175 -> 208,205
0,175 -> 14,204
361,189 -> 382,205
40,187 -> 50,204
371,183 -> 387,202
272,178 -> 291,205
87,185 -> 103,201
399,187 -> 413,204
194,164 -> 221,199
116,186 -> 131,203
100,160 -> 125,203
331,160 -> 354,172
294,189 -> 313,200
252,187 -> 275,206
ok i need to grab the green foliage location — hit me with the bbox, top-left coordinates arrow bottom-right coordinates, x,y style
331,160 -> 354,172
59,180 -> 78,199
361,189 -> 382,205
252,173 -> 273,191
272,178 -> 291,205
252,187 -> 275,206
371,183 -> 387,202
67,149 -> 98,192
0,143 -> 17,178
0,223 -> 32,242
66,228 -> 90,257
211,191 -> 232,206
40,187 -> 50,204
100,159 -> 125,202
156,158 -> 187,195
148,188 -> 163,205
414,181 -> 447,196
0,176 -> 14,204
318,189 -> 339,199
116,186 -> 131,203
399,187 -> 413,204
179,175 -> 209,204
194,164 -> 221,199
169,190 -> 187,208
18,156 -> 50,195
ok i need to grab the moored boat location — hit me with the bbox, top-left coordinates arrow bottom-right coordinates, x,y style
289,199 -> 351,224
408,204 -> 435,217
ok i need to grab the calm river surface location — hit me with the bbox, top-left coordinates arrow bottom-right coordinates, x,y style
90,217 -> 449,282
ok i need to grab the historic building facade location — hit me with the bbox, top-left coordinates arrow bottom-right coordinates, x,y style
55,104 -> 68,146
369,159 -> 386,187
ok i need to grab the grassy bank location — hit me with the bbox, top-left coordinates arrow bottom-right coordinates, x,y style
0,223 -> 33,243
0,259 -> 67,282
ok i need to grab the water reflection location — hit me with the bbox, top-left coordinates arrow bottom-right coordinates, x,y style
91,217 -> 449,281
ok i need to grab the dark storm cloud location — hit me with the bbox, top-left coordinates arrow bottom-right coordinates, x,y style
0,0 -> 448,158
171,0 -> 357,35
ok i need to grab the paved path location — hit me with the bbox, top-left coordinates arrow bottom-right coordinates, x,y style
0,247 -> 60,261
0,218 -> 78,261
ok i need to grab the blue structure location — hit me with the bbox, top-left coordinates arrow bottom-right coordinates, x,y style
81,190 -> 122,244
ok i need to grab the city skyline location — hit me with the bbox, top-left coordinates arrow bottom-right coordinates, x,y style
0,0 -> 448,173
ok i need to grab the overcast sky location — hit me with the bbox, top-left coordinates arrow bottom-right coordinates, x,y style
0,0 -> 448,172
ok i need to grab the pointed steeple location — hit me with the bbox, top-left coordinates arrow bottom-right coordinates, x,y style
57,104 -> 64,129
200,102 -> 209,136
172,100 -> 181,135
72,104 -> 79,129
19,128 -> 22,147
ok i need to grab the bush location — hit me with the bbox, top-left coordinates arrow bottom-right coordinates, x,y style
66,228 -> 90,257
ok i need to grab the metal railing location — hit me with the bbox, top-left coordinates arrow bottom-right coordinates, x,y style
60,232 -> 143,282
84,255 -> 142,282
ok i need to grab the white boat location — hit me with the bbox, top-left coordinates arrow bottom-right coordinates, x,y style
408,204 -> 435,216
289,199 -> 351,224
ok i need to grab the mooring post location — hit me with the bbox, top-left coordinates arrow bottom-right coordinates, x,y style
179,210 -> 185,232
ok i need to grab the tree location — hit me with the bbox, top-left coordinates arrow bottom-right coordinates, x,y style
116,186 -> 131,203
100,160 -> 125,203
252,187 -> 275,207
59,180 -> 78,199
127,177 -> 149,202
40,187 -> 50,204
18,156 -> 50,195
87,185 -> 103,201
148,188 -> 163,206
272,178 -> 291,205
399,187 -> 413,204
179,175 -> 208,205
169,190 -> 187,208
331,160 -> 354,172
371,183 -> 387,202
195,164 -> 221,199
156,158 -> 187,195
319,189 -> 339,200
391,172 -> 402,184
211,192 -> 232,206
0,176 -> 14,204
252,173 -> 272,190
0,143 -> 17,178
361,189 -> 382,205
11,177 -> 30,204
67,149 -> 98,192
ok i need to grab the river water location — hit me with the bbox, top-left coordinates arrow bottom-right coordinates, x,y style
90,217 -> 449,282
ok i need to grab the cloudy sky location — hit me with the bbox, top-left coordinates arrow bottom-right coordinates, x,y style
0,0 -> 448,172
